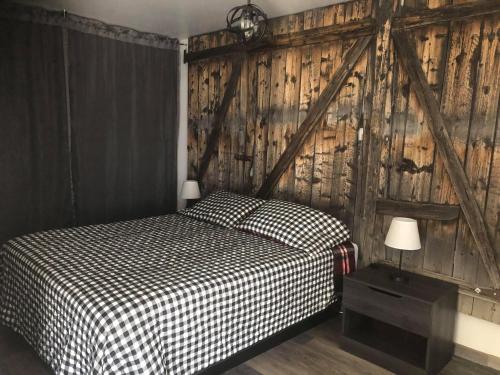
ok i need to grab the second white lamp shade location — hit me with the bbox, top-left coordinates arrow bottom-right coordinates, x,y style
384,217 -> 421,251
181,180 -> 201,199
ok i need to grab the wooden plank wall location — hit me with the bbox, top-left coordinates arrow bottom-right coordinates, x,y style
187,0 -> 500,324
188,1 -> 373,228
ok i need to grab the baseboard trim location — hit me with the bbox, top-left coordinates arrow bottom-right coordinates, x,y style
455,344 -> 500,371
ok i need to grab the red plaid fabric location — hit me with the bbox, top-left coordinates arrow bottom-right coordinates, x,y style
331,241 -> 357,294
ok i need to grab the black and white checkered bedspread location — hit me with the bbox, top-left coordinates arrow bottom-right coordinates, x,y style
0,214 -> 340,374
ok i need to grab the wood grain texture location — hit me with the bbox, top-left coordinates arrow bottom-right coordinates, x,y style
251,52 -> 273,195
184,18 -> 376,63
187,0 -> 500,323
293,8 -> 325,206
452,16 -> 497,285
256,35 -> 372,199
226,317 -> 496,375
411,17 -> 449,276
275,14 -> 304,201
482,14 -> 500,324
195,35 -> 210,193
198,55 -> 243,183
357,0 -> 395,267
393,30 -> 500,289
187,63 -> 199,179
393,1 -> 500,31
376,199 -> 460,220
242,54 -> 259,195
185,2 -> 500,63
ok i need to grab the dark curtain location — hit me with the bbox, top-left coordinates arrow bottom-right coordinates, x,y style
68,31 -> 178,225
0,12 -> 178,244
0,19 -> 74,244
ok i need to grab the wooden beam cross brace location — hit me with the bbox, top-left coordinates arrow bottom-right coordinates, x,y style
197,55 -> 244,182
256,35 -> 373,199
375,199 -> 460,221
393,0 -> 500,31
184,1 -> 499,64
393,31 -> 500,289
184,18 -> 375,63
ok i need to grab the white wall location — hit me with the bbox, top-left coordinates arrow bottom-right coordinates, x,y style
18,0 -> 339,38
176,39 -> 188,211
455,312 -> 500,358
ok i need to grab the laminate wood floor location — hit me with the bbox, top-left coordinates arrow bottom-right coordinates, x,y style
0,315 -> 497,375
224,316 -> 498,375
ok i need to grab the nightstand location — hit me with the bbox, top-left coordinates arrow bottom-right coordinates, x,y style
340,263 -> 458,375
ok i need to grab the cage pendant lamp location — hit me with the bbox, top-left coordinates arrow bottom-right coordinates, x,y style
226,0 -> 268,43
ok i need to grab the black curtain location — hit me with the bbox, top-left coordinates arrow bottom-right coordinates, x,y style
0,19 -> 74,243
68,31 -> 178,225
0,8 -> 179,244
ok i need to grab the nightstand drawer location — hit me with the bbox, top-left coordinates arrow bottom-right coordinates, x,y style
343,278 -> 431,336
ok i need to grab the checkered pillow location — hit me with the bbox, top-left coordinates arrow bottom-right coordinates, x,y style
236,200 -> 351,252
180,191 -> 265,228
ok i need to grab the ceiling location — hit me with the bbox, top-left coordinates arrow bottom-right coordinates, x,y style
16,0 -> 342,40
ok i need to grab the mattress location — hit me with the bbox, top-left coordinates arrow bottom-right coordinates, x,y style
0,214 -> 353,374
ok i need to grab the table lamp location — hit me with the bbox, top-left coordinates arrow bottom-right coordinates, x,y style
384,217 -> 421,282
181,180 -> 201,208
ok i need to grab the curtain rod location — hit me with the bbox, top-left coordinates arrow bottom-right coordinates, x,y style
0,2 -> 180,50
59,7 -> 188,46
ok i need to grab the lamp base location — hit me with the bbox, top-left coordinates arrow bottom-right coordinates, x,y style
390,250 -> 409,283
390,273 -> 409,283
186,199 -> 199,208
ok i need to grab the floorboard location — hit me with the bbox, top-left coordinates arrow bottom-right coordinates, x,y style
225,316 -> 499,375
0,315 -> 497,374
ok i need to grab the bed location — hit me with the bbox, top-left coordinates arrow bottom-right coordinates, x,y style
0,206 -> 355,374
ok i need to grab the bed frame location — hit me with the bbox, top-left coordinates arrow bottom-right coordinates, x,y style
198,300 -> 342,374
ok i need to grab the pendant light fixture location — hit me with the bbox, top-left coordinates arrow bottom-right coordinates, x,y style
226,0 -> 268,43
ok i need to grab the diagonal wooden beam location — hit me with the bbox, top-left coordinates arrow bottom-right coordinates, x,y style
393,1 -> 500,31
393,31 -> 500,289
198,55 -> 243,182
256,35 -> 373,199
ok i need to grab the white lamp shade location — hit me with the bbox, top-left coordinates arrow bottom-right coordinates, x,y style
181,180 -> 201,199
384,217 -> 421,251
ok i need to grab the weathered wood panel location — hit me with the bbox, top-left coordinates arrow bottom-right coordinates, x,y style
205,34 -> 222,193
276,13 -> 304,201
375,199 -> 460,220
257,36 -> 371,200
293,8 -> 325,205
196,35 -> 210,192
473,14 -> 500,322
242,54 -> 258,195
197,56 -> 242,184
187,61 -> 199,179
357,0 -> 395,266
187,0 -> 500,323
251,52 -> 273,194
452,17 -> 495,284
